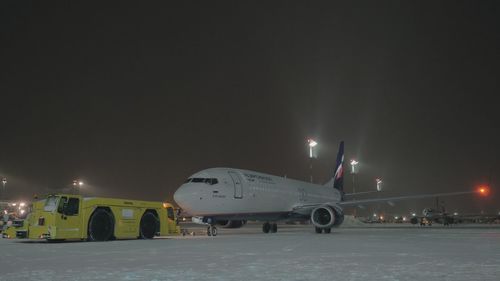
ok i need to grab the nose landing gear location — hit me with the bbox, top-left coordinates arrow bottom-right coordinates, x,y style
315,227 -> 332,234
207,225 -> 218,236
262,222 -> 278,233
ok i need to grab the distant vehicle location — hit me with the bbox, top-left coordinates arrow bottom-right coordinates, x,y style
410,208 -> 455,226
13,194 -> 179,241
410,208 -> 500,226
1,219 -> 24,238
174,142 -> 487,236
0,200 -> 29,235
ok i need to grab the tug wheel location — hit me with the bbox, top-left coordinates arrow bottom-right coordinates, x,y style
140,212 -> 158,239
88,209 -> 114,241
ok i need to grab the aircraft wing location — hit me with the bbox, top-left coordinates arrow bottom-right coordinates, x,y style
291,190 -> 481,213
339,190 -> 477,207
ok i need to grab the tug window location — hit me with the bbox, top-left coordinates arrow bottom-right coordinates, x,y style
65,198 -> 80,216
57,197 -> 79,216
44,196 -> 58,212
57,197 -> 68,214
167,207 -> 175,220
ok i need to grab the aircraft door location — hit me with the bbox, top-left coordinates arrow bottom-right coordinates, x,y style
228,171 -> 243,199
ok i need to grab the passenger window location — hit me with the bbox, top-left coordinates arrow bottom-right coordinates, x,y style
211,178 -> 218,185
57,197 -> 68,214
65,198 -> 80,216
167,207 -> 175,220
191,178 -> 204,183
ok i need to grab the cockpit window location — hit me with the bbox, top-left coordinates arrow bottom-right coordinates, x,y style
205,178 -> 218,185
186,178 -> 218,185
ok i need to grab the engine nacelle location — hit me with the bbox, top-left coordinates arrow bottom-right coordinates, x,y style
217,220 -> 247,228
311,205 -> 344,229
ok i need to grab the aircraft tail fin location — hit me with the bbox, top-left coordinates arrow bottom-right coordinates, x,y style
324,141 -> 345,200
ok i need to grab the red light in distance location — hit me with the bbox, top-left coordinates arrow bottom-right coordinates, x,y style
477,186 -> 490,196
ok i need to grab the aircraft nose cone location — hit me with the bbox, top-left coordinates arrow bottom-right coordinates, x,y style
173,187 -> 187,207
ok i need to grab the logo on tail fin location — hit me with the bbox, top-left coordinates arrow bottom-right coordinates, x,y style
333,141 -> 345,200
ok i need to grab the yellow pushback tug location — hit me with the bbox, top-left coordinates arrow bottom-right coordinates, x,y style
15,194 -> 179,241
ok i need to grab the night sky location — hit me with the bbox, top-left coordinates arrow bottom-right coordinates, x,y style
1,1 -> 498,215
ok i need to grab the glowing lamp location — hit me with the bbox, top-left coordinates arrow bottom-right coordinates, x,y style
477,186 -> 490,196
307,139 -> 318,148
307,139 -> 318,158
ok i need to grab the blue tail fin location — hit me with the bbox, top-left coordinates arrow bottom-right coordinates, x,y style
324,141 -> 345,200
334,141 -> 345,199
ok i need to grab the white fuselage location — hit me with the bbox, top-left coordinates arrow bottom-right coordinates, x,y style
174,168 -> 341,221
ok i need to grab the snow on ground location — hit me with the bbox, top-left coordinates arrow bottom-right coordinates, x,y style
1,224 -> 500,281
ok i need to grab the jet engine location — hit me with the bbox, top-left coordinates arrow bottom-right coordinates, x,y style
311,205 -> 344,229
217,220 -> 247,228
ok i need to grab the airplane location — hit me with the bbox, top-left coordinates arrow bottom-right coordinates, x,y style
173,141 -> 488,236
410,208 -> 455,226
410,206 -> 499,226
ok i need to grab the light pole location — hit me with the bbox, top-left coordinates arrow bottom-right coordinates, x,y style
1,178 -> 6,201
73,180 -> 83,195
350,160 -> 358,174
376,178 -> 383,191
307,139 -> 318,183
375,178 -> 382,217
350,160 -> 358,216
308,139 -> 317,159
350,160 -> 358,192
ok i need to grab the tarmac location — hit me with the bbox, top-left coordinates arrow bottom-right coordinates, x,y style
1,223 -> 499,281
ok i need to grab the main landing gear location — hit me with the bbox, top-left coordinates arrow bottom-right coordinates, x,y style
315,227 -> 332,234
262,222 -> 278,233
207,225 -> 218,236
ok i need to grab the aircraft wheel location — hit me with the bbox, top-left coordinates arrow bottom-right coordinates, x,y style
270,223 -> 278,233
140,212 -> 158,239
324,228 -> 331,234
88,209 -> 114,241
207,226 -> 217,236
315,227 -> 323,234
262,222 -> 271,233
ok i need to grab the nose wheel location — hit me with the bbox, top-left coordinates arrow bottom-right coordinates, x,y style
315,227 -> 332,234
262,222 -> 278,233
207,225 -> 218,236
